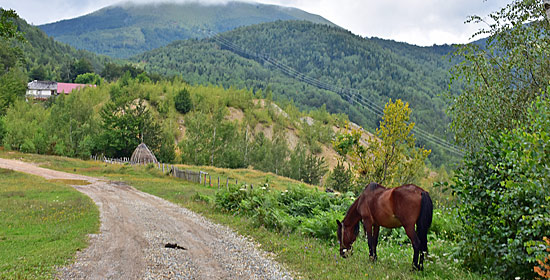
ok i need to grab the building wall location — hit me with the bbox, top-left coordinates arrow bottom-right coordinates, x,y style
26,89 -> 55,97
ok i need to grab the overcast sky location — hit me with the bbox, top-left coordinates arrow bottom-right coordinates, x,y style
1,0 -> 511,46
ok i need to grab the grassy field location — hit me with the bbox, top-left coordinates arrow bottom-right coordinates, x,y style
0,150 -> 484,279
0,168 -> 99,279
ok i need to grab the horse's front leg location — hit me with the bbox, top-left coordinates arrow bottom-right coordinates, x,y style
372,225 -> 380,261
363,220 -> 375,261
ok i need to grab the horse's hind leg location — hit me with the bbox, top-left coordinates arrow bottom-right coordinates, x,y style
403,224 -> 421,270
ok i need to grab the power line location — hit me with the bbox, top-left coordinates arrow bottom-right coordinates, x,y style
208,32 -> 464,156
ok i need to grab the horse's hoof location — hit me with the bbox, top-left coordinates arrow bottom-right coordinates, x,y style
411,265 -> 422,272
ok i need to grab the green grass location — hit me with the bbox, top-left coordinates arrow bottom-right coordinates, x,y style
0,168 -> 99,279
0,150 -> 485,279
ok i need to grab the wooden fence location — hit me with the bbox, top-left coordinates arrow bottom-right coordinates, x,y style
91,155 -> 246,189
171,167 -> 207,184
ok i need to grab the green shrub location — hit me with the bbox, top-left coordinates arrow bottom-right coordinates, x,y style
214,184 -> 354,241
449,98 -> 550,278
192,192 -> 212,204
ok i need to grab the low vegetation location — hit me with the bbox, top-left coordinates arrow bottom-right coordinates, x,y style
0,167 -> 99,279
0,150 -> 481,279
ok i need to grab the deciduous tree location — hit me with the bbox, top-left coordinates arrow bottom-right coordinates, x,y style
333,99 -> 430,187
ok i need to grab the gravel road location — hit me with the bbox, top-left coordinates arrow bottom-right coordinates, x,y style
0,158 -> 293,280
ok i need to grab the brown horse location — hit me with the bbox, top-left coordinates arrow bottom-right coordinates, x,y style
336,182 -> 433,270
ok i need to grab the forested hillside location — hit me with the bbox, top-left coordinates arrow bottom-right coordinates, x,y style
1,75 -> 349,185
133,21 -> 459,166
38,2 -> 335,58
10,17 -> 111,81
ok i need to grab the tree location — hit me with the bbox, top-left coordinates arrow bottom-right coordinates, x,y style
449,97 -> 550,278
174,88 -> 192,114
333,99 -> 430,187
97,100 -> 163,158
0,9 -> 25,116
62,58 -> 95,82
101,62 -> 123,81
326,160 -> 353,193
29,65 -> 47,81
75,72 -> 102,85
0,68 -> 26,115
2,100 -> 48,153
448,0 -> 550,153
73,58 -> 94,77
447,1 -> 550,277
0,9 -> 24,41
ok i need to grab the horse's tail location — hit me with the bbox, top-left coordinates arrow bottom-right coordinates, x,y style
416,191 -> 433,253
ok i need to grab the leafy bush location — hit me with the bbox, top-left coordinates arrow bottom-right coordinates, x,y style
449,98 -> 550,278
215,184 -> 354,241
532,237 -> 550,279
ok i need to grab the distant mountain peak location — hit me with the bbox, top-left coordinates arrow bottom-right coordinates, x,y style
38,1 -> 336,58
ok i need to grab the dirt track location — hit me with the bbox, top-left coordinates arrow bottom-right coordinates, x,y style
0,158 -> 292,279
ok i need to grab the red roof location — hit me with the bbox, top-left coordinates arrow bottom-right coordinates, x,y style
57,83 -> 96,94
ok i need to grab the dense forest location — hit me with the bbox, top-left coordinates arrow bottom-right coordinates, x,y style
133,21 -> 459,166
11,17 -> 111,82
38,2 -> 334,58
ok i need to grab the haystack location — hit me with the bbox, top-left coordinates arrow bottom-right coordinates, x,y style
130,143 -> 158,164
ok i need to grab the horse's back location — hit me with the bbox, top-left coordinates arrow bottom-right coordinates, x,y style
391,184 -> 425,225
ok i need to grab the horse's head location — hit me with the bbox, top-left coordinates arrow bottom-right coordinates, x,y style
336,220 -> 359,258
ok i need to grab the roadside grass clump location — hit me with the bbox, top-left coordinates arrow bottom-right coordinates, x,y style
0,169 -> 99,279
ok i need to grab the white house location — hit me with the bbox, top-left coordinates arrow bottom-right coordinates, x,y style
26,80 -> 57,99
26,80 -> 96,100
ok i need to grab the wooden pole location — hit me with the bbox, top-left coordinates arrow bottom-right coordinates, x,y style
218,177 -> 220,189
226,178 -> 229,190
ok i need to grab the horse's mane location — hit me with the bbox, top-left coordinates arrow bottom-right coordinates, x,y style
365,182 -> 384,192
342,182 -> 384,230
342,186 -> 372,235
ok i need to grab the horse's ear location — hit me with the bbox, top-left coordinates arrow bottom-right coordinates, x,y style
336,220 -> 341,227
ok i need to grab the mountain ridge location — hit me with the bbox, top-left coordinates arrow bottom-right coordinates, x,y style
132,20 -> 459,165
38,1 -> 336,58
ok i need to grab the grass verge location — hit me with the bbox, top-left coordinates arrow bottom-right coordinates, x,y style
0,168 -> 99,279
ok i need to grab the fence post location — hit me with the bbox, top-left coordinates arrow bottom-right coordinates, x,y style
218,177 -> 220,189
226,178 -> 229,190
163,163 -> 165,173
204,174 -> 207,186
209,175 -> 211,187
236,179 -> 238,185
